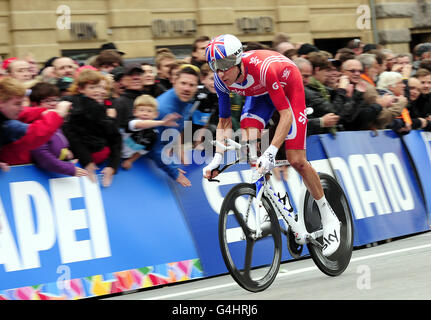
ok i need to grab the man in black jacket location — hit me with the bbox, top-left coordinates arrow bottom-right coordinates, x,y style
113,64 -> 145,129
294,57 -> 357,135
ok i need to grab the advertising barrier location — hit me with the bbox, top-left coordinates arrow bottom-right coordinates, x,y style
320,130 -> 429,245
0,159 -> 202,299
0,130 -> 430,299
402,130 -> 431,221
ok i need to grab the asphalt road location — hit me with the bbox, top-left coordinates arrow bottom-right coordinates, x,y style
104,231 -> 431,301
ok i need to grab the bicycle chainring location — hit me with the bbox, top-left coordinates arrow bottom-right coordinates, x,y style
287,228 -> 303,259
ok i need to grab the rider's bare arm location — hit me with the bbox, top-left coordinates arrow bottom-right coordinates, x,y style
215,117 -> 233,154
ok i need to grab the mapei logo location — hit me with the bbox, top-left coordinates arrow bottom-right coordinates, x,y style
0,177 -> 111,272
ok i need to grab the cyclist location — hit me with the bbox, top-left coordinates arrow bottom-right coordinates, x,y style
202,34 -> 340,256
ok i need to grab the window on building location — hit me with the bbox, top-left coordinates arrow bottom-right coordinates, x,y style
314,37 -> 358,56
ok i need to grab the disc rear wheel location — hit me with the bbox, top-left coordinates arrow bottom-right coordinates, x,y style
304,173 -> 354,276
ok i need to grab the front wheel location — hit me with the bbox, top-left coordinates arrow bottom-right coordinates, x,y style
218,183 -> 282,292
304,173 -> 354,276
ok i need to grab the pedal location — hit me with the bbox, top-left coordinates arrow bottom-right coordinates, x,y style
306,234 -> 324,249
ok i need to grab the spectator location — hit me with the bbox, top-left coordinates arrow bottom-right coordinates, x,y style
396,53 -> 412,67
416,68 -> 431,95
416,43 -> 431,61
245,42 -> 269,51
0,77 -> 70,166
52,57 -> 77,79
22,53 -> 39,80
97,74 -> 117,118
29,82 -> 61,108
99,42 -> 125,56
376,71 -> 410,133
7,59 -> 32,83
52,57 -> 77,94
391,53 -> 413,79
419,59 -> 431,72
155,50 -> 176,92
362,43 -> 378,53
409,69 -> 431,121
93,49 -> 123,74
357,53 -> 379,86
368,49 -> 389,77
141,62 -> 165,98
271,32 -> 291,50
325,59 -> 342,90
62,69 -> 122,187
40,66 -> 57,84
187,36 -> 210,69
335,48 -> 355,63
295,58 -> 339,135
381,48 -> 396,71
412,43 -> 431,75
110,66 -> 126,98
120,94 -> 190,186
341,59 -> 388,130
121,94 -> 178,168
157,65 -> 199,132
114,63 -> 144,129
407,76 -> 431,130
28,82 -> 88,177
156,65 -> 200,164
189,63 -> 219,148
297,43 -> 319,58
168,60 -> 186,85
274,41 -> 295,54
306,52 -> 331,100
346,38 -> 364,56
296,57 -> 356,135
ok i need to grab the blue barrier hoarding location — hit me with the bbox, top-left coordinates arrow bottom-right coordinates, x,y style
402,130 -> 431,223
320,130 -> 429,245
0,159 -> 199,292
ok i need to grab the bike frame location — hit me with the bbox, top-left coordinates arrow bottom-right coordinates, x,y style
212,139 -> 323,247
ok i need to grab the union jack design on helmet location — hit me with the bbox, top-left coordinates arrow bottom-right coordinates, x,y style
206,35 -> 227,62
205,34 -> 243,72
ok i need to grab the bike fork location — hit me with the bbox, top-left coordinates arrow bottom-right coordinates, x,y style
253,179 -> 265,239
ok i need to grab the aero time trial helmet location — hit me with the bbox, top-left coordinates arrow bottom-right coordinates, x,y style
205,34 -> 243,72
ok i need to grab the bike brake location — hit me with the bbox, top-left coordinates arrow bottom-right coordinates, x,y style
208,167 -> 221,183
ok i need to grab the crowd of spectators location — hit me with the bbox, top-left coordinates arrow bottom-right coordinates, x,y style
0,34 -> 431,186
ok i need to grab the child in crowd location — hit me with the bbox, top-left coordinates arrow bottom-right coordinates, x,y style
121,94 -> 191,187
62,69 -> 122,187
29,82 -> 88,177
0,77 -> 70,168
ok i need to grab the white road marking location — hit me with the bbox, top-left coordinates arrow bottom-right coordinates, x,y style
143,241 -> 431,300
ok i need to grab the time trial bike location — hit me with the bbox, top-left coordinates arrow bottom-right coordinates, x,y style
210,138 -> 354,292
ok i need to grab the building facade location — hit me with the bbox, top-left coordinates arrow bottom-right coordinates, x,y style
1,0 -> 430,63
